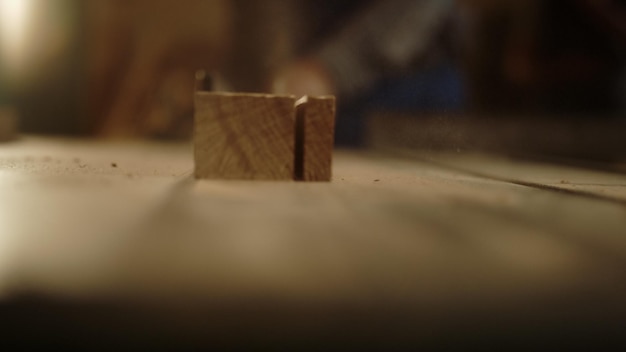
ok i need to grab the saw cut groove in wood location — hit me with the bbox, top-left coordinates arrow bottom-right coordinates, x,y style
194,92 -> 296,180
194,92 -> 336,181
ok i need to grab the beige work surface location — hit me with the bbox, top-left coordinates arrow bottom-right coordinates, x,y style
1,137 -> 625,347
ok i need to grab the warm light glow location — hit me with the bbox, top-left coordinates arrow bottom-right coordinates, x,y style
0,0 -> 35,74
0,0 -> 74,91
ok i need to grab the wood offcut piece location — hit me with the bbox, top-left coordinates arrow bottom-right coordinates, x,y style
296,96 -> 336,181
194,92 -> 296,180
194,92 -> 336,181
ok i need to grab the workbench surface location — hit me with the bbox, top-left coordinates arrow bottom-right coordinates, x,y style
1,137 -> 625,348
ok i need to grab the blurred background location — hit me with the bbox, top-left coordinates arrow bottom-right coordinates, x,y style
0,0 -> 624,153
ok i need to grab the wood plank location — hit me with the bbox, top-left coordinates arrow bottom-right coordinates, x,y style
2,138 -> 626,347
398,150 -> 626,203
2,139 -> 626,302
194,92 -> 296,180
296,96 -> 335,181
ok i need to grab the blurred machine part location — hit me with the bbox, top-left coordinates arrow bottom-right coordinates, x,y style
0,106 -> 17,141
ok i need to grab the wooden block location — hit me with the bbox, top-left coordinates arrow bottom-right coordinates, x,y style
194,92 -> 296,180
296,96 -> 336,181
